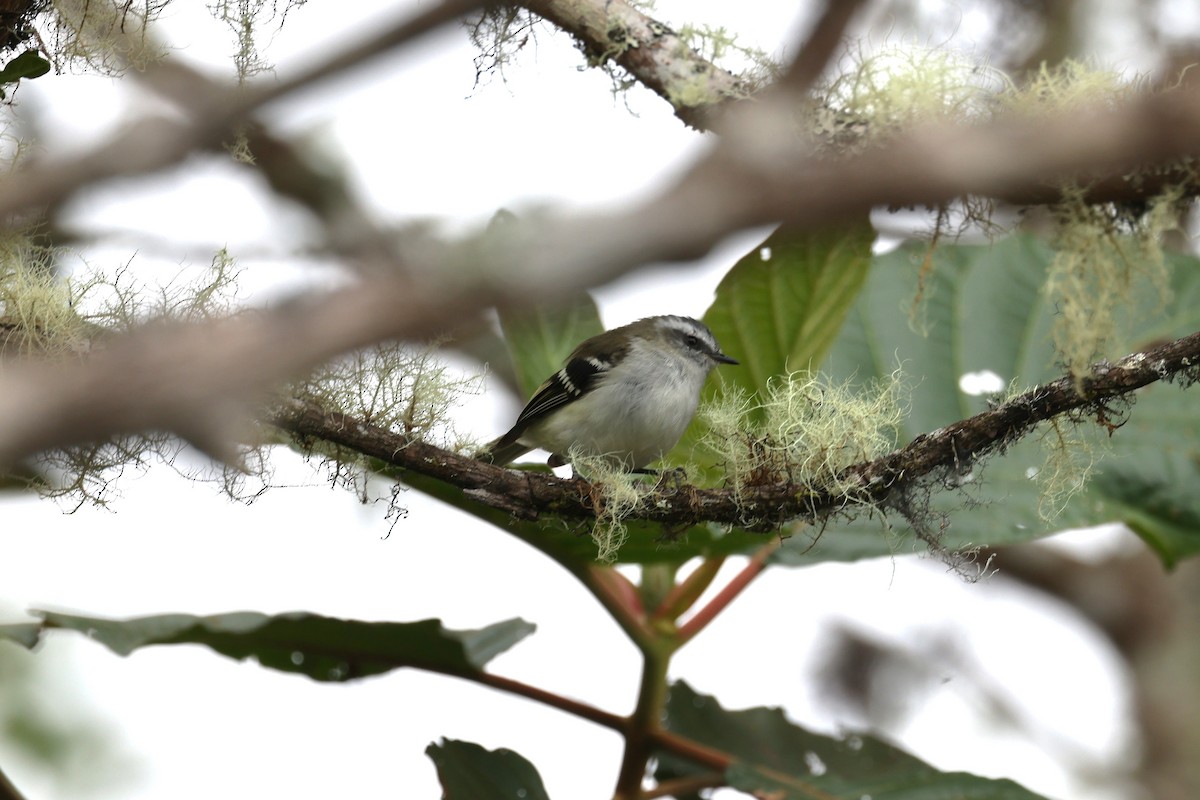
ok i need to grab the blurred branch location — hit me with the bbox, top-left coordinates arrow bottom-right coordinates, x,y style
0,0 -> 492,218
774,0 -> 868,95
982,543 -> 1200,800
5,1 -> 1200,475
472,671 -> 626,731
0,766 -> 28,800
266,327 -> 1200,530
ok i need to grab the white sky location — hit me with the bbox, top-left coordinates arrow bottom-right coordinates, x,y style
0,2 -> 1162,799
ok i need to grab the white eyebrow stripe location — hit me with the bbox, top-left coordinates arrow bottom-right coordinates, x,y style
658,316 -> 716,346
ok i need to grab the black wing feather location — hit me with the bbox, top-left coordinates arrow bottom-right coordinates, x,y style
514,357 -> 602,426
507,339 -> 623,434
483,335 -> 627,463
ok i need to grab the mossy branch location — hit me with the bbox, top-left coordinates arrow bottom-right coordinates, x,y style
518,0 -> 1200,207
268,328 -> 1200,531
520,0 -> 747,130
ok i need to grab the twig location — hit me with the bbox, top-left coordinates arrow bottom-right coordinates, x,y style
676,541 -> 780,645
0,0 -> 491,218
267,328 -> 1200,530
522,0 -> 744,129
774,0 -> 868,95
5,12 -> 1200,471
645,772 -> 726,799
577,565 -> 653,647
650,557 -> 725,623
473,671 -> 626,731
647,728 -> 732,772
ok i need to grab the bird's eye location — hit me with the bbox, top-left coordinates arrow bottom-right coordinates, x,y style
684,334 -> 702,350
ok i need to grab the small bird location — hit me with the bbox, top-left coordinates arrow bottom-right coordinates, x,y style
479,315 -> 738,470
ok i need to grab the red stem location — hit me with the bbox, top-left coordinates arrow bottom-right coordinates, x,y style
645,773 -> 726,798
675,540 -> 780,645
648,728 -> 733,771
473,671 -> 626,731
650,556 -> 725,623
580,564 -> 651,646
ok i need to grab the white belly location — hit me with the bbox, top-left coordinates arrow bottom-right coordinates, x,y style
523,346 -> 705,469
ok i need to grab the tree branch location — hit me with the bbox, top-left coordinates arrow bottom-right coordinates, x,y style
472,671 -> 626,731
519,1 -> 1200,203
5,2 -> 1200,473
775,0 -> 869,95
521,0 -> 745,130
1,0 -> 492,219
676,541 -> 779,645
267,329 -> 1200,531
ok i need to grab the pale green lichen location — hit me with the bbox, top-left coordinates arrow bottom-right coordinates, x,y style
207,1 -> 308,163
1043,188 -> 1177,384
292,341 -> 483,523
816,44 -> 1008,146
996,380 -> 1102,523
208,0 -> 306,85
674,22 -> 778,98
1002,58 -> 1137,114
48,0 -> 168,73
997,61 -> 1179,384
1,243 -> 246,509
0,234 -> 91,358
814,44 -> 1010,246
297,341 -> 482,446
1032,415 -> 1098,522
702,370 -> 906,517
464,6 -> 537,89
566,447 -> 657,563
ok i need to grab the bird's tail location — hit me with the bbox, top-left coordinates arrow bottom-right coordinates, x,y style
476,437 -> 531,466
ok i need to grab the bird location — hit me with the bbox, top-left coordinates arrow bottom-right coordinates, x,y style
478,315 -> 738,471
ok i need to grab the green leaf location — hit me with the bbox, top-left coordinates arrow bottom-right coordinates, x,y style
658,681 -> 1048,800
0,50 -> 50,84
1088,443 -> 1200,566
498,293 -> 603,398
426,739 -> 551,800
781,234 -> 1200,567
704,222 -> 876,399
674,221 -> 874,477
1,610 -> 534,681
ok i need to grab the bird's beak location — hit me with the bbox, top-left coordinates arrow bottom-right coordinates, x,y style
714,352 -> 739,365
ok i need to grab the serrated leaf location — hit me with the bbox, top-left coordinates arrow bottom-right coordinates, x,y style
0,50 -> 50,83
782,234 -> 1200,567
2,610 -> 534,681
498,293 -> 603,398
658,681 -> 1047,800
426,739 -> 551,800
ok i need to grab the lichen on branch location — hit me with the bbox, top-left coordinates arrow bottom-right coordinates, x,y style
267,329 -> 1200,551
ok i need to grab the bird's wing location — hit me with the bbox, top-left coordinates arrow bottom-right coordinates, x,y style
501,332 -> 628,441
